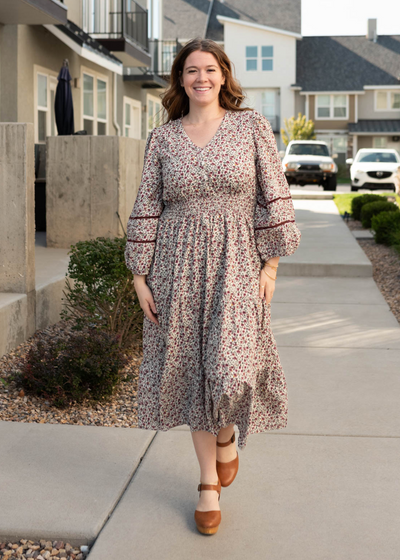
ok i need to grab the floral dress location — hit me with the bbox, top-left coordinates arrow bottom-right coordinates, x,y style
125,109 -> 301,449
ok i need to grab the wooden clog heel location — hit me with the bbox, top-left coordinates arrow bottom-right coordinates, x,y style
216,432 -> 239,487
194,479 -> 222,535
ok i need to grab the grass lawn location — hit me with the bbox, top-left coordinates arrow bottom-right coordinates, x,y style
333,192 -> 400,216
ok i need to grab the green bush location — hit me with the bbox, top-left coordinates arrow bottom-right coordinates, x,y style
371,211 -> 400,245
61,236 -> 143,349
351,194 -> 386,221
16,328 -> 128,408
360,201 -> 399,229
390,229 -> 400,255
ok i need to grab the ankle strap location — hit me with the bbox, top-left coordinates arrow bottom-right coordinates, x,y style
216,433 -> 235,447
198,481 -> 221,500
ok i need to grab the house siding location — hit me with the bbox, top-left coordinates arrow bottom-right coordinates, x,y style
358,89 -> 400,120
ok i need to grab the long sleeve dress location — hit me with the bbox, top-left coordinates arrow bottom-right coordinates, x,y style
125,108 -> 301,449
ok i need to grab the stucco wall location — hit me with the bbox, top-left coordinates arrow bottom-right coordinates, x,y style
222,21 -> 297,146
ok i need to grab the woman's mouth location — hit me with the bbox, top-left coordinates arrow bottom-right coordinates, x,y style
193,87 -> 212,93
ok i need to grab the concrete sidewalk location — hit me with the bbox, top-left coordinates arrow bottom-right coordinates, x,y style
1,199 -> 399,559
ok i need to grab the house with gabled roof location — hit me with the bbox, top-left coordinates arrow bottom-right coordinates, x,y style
163,0 -> 302,149
294,19 -> 400,163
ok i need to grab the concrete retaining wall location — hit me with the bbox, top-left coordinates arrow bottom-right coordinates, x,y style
46,136 -> 146,248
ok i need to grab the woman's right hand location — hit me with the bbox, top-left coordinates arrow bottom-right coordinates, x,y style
133,275 -> 159,325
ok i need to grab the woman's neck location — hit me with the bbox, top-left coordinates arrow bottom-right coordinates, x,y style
184,102 -> 225,125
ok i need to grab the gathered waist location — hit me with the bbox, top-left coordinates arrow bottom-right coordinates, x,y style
161,195 -> 255,220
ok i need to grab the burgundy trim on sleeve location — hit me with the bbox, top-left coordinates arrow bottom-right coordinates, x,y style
127,239 -> 157,243
255,219 -> 295,231
257,196 -> 292,209
129,214 -> 162,220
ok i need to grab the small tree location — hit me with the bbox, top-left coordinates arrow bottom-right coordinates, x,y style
281,113 -> 316,146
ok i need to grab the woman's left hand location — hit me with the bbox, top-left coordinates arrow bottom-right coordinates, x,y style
259,268 -> 276,303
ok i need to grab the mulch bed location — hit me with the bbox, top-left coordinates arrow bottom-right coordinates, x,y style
344,218 -> 400,325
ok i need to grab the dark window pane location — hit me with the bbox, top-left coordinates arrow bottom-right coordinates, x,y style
83,119 -> 93,135
262,59 -> 273,71
262,46 -> 273,58
97,121 -> 106,135
38,110 -> 46,142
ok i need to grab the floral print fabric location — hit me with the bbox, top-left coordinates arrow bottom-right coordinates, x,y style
125,109 -> 301,449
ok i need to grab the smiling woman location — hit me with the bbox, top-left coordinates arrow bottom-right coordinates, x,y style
124,37 -> 301,536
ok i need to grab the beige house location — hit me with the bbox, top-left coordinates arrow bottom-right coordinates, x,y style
0,0 -> 174,143
294,20 -> 400,163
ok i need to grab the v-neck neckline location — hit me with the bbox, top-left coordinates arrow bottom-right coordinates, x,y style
179,110 -> 229,151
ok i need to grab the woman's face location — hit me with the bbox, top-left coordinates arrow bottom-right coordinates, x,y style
180,50 -> 225,107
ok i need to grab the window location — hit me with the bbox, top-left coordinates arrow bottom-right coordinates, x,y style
123,97 -> 142,139
35,67 -> 57,143
373,137 -> 388,149
358,151 -> 398,163
82,68 -> 108,135
261,46 -> 273,71
316,94 -> 348,119
147,94 -> 162,134
261,91 -> 276,129
246,46 -> 274,72
246,46 -> 258,71
288,144 -> 330,157
376,90 -> 400,111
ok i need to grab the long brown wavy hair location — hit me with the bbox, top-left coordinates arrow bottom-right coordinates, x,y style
161,38 -> 252,123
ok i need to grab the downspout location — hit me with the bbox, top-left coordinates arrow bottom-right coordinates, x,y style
113,71 -> 120,136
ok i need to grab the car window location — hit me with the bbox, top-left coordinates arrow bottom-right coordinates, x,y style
357,152 -> 399,163
288,144 -> 330,157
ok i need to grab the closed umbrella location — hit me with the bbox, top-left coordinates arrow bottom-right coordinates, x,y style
55,59 -> 74,135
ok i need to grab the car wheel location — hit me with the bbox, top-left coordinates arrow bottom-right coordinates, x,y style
350,184 -> 358,192
323,176 -> 337,191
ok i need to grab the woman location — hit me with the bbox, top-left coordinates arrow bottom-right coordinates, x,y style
125,38 -> 301,535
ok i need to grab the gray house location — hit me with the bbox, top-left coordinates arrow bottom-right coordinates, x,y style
294,20 -> 400,162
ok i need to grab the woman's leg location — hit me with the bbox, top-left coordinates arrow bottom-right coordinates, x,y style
217,424 -> 237,462
191,431 -> 220,512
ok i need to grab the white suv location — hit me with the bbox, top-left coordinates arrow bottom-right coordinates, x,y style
282,140 -> 338,191
346,149 -> 400,192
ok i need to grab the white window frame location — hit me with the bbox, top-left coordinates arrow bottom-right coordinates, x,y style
123,96 -> 142,139
315,94 -> 349,120
245,46 -> 258,72
373,137 -> 388,148
81,66 -> 109,135
34,65 -> 58,144
146,93 -> 162,135
374,90 -> 400,112
261,46 -> 273,72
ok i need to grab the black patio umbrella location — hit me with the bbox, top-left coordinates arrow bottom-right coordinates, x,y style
55,59 -> 75,135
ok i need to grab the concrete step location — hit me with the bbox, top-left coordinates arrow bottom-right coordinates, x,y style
278,200 -> 372,277
0,422 -> 155,546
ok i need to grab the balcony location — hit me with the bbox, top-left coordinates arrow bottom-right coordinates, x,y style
89,0 -> 151,68
124,39 -> 181,88
0,0 -> 67,25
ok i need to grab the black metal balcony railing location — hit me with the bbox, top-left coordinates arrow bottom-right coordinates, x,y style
90,0 -> 148,52
149,39 -> 182,77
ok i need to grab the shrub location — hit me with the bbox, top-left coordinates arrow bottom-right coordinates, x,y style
360,201 -> 399,229
16,328 -> 128,408
61,236 -> 143,349
390,229 -> 400,255
371,211 -> 400,245
351,194 -> 386,221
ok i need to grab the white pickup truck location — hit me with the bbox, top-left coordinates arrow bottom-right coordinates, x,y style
281,140 -> 338,191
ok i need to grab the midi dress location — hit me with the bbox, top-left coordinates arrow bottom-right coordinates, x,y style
125,108 -> 301,450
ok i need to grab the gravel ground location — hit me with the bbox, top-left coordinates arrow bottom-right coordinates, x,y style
0,540 -> 88,560
344,218 -> 400,324
1,218 -> 399,556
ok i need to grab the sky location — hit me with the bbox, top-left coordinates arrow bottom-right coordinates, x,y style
302,0 -> 400,36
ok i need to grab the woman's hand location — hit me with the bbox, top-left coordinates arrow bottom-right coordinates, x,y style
133,275 -> 159,325
259,257 -> 279,304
